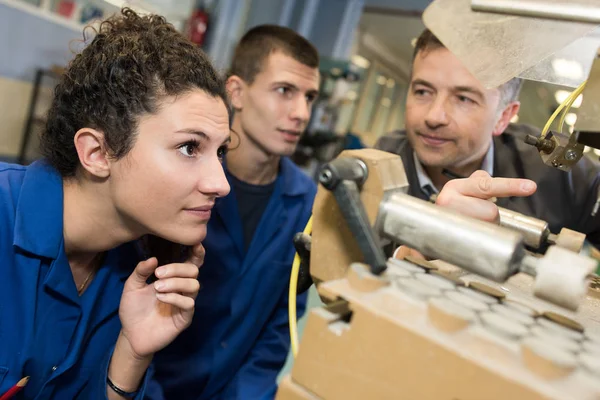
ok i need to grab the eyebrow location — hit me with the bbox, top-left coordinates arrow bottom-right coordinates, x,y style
273,81 -> 319,97
175,129 -> 209,140
176,129 -> 231,145
411,79 -> 435,90
412,79 -> 484,101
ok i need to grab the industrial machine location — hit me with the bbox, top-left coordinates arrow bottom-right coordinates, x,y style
279,150 -> 600,399
276,1 -> 600,399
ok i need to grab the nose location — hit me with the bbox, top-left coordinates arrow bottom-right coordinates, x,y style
199,158 -> 230,198
289,95 -> 311,123
425,96 -> 450,129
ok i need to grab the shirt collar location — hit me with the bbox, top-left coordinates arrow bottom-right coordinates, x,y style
413,141 -> 495,196
13,160 -> 65,259
280,157 -> 314,197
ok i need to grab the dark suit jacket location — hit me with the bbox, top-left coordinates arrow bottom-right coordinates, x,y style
374,124 -> 600,248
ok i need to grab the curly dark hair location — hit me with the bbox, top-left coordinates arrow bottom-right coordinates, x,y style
41,8 -> 229,177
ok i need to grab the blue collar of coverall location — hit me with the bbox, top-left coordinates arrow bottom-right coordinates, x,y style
13,160 -> 66,259
223,156 -> 313,197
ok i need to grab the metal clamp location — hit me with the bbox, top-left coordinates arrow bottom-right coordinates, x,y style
524,131 -> 584,171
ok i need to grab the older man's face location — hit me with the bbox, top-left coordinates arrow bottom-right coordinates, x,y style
405,47 -> 506,170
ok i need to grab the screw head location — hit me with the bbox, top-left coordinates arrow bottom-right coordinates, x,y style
319,169 -> 333,185
565,149 -> 577,161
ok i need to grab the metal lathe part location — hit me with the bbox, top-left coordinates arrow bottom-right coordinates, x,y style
376,192 -> 525,282
498,208 -> 550,249
520,255 -> 539,277
429,194 -> 550,248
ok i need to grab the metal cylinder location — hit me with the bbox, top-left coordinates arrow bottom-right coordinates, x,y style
430,194 -> 550,249
376,192 -> 525,282
498,208 -> 550,249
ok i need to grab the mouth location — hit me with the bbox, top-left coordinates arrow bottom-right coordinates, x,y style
417,132 -> 453,147
278,129 -> 302,142
184,204 -> 214,220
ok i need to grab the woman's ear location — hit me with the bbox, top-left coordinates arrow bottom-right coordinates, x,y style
73,127 -> 111,178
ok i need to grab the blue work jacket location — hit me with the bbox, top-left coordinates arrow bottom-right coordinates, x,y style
0,161 -> 149,399
149,157 -> 316,400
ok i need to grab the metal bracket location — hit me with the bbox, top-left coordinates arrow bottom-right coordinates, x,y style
293,232 -> 314,294
524,131 -> 584,171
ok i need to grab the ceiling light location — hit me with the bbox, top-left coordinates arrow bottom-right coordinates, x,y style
565,113 -> 578,126
554,90 -> 583,108
351,55 -> 371,69
552,58 -> 584,80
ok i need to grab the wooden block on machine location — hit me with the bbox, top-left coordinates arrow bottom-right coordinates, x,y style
276,376 -> 321,400
279,260 -> 600,400
310,149 -> 408,286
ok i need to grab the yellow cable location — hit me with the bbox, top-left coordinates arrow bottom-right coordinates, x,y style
541,95 -> 571,138
289,215 -> 313,359
558,81 -> 586,133
541,80 -> 587,139
557,88 -> 579,131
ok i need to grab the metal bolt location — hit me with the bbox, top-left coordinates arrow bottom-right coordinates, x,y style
524,135 -> 556,154
524,134 -> 539,146
355,159 -> 369,186
565,149 -> 577,161
319,169 -> 333,185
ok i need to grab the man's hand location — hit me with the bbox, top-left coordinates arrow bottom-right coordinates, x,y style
118,243 -> 205,359
435,170 -> 537,222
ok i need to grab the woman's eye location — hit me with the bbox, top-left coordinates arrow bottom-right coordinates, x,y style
217,145 -> 228,160
178,141 -> 199,157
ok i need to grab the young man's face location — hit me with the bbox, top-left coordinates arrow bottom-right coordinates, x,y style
110,90 -> 231,245
233,51 -> 320,157
405,47 -> 516,170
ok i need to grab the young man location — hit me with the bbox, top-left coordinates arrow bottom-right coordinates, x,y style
150,25 -> 320,399
376,29 -> 600,247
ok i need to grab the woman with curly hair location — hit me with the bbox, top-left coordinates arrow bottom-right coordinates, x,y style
0,8 -> 230,399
